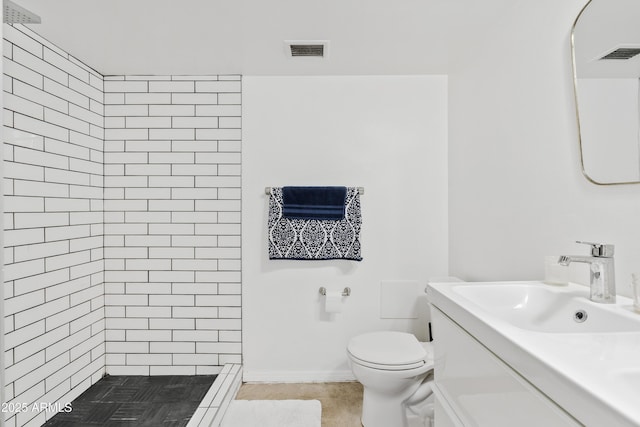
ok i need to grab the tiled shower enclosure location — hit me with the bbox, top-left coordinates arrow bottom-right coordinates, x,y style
3,24 -> 242,427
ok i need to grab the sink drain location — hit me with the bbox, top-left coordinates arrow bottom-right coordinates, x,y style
574,310 -> 588,323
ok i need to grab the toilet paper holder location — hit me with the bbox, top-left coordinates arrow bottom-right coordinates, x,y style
319,287 -> 351,297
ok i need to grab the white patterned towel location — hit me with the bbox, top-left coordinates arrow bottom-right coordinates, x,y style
268,187 -> 362,261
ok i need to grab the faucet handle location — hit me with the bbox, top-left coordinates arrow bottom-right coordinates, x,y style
576,241 -> 614,257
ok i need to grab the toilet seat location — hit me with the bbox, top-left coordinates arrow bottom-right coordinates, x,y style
348,354 -> 429,371
347,331 -> 432,371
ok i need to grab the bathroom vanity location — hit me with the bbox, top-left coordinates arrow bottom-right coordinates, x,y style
427,280 -> 640,427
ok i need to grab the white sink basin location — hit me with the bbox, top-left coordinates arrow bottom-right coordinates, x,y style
451,283 -> 640,333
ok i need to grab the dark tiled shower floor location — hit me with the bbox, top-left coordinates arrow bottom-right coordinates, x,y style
42,375 -> 217,427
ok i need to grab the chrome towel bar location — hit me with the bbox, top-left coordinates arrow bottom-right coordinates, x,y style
265,187 -> 364,195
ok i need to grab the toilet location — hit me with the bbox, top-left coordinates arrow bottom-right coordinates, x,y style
347,331 -> 435,427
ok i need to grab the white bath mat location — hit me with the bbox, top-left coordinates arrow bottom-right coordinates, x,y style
221,399 -> 321,427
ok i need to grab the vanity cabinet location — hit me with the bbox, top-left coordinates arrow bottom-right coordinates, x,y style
431,307 -> 581,427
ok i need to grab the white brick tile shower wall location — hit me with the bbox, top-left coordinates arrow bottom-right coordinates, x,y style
3,25 -> 105,427
3,24 -> 242,426
103,75 -> 242,375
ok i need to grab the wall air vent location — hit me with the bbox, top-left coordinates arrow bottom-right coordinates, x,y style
284,40 -> 329,58
599,47 -> 640,60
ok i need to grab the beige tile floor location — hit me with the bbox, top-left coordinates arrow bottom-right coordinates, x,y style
235,382 -> 364,427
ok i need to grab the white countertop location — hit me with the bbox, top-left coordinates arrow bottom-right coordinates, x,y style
427,280 -> 640,427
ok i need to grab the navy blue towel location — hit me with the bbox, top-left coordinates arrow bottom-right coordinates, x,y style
282,186 -> 347,220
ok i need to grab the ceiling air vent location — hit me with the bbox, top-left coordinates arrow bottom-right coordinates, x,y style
3,0 -> 41,24
599,47 -> 640,60
290,44 -> 324,57
284,40 -> 329,58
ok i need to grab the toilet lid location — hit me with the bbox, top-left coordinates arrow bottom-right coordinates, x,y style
347,331 -> 427,367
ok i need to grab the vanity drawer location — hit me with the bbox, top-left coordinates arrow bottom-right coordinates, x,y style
432,307 -> 581,427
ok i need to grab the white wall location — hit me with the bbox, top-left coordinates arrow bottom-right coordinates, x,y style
448,0 -> 640,297
242,76 -> 448,381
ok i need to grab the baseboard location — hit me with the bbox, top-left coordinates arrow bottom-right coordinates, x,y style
242,370 -> 356,383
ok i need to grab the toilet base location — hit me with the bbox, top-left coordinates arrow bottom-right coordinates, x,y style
407,396 -> 435,427
362,388 -> 410,427
360,380 -> 435,427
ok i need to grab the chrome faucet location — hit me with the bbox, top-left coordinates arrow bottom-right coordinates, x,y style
558,241 -> 616,303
